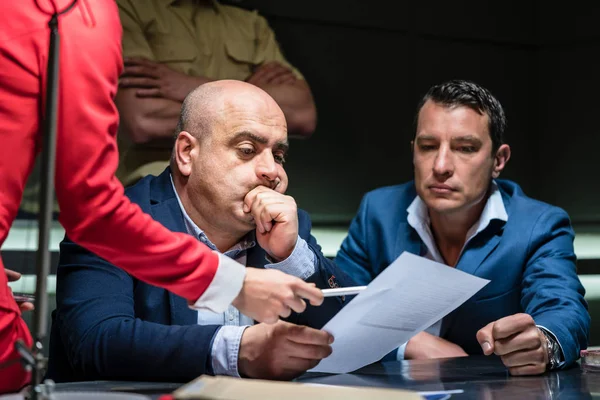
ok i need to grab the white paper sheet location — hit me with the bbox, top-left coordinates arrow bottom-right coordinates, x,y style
310,251 -> 490,373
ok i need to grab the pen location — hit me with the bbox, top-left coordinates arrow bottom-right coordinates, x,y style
321,286 -> 367,297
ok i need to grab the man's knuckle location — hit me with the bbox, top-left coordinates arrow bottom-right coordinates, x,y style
281,288 -> 295,301
494,343 -> 506,356
518,313 -> 534,325
316,346 -> 331,359
492,323 -> 503,337
296,301 -> 307,313
537,351 -> 545,364
285,195 -> 296,205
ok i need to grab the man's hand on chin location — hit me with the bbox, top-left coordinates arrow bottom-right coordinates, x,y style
243,185 -> 298,261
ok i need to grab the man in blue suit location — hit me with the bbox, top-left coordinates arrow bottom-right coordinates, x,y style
336,79 -> 589,376
47,80 -> 352,382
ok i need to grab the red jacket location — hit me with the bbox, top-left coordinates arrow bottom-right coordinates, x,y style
0,0 -> 219,392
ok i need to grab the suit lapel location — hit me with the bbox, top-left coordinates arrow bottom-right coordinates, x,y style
149,169 -> 199,326
394,222 -> 425,259
455,222 -> 504,276
457,183 -> 511,277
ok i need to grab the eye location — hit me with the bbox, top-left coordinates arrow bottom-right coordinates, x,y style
418,144 -> 436,151
458,146 -> 477,153
238,146 -> 255,158
274,153 -> 286,164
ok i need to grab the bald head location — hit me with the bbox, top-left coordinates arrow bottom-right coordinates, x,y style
175,80 -> 285,142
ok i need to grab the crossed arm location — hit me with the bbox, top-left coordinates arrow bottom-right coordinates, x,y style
117,58 -> 316,145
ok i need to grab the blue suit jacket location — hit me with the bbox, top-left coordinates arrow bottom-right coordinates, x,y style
46,169 -> 354,382
335,180 -> 589,366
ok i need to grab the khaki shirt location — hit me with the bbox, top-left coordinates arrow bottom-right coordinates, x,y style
116,0 -> 303,186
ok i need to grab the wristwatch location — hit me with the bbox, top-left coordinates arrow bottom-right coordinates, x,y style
539,327 -> 563,370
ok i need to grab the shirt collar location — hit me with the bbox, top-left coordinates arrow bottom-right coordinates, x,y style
407,180 -> 508,238
169,173 -> 255,254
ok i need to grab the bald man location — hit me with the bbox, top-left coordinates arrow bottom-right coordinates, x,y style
46,81 -> 354,382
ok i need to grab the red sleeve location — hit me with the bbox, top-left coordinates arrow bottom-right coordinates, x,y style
0,266 -> 32,393
0,1 -> 226,390
0,2 -> 220,306
53,1 -> 221,303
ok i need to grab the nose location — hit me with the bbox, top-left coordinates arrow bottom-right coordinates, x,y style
432,145 -> 454,179
256,151 -> 279,187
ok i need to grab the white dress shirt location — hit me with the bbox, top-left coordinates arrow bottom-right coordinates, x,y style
396,181 -> 564,365
170,174 -> 317,375
397,181 -> 508,359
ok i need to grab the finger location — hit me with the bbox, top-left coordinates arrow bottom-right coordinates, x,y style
500,347 -> 546,368
136,88 -> 162,98
271,73 -> 297,86
257,202 -> 288,233
494,327 -> 541,356
245,68 -> 264,85
286,325 -> 333,346
247,62 -> 286,85
282,294 -> 306,314
249,62 -> 276,82
250,191 -> 288,217
492,313 -> 535,340
260,67 -> 294,84
476,321 -> 496,355
508,363 -> 547,376
258,65 -> 292,84
119,77 -> 159,88
250,194 -> 277,234
278,305 -> 292,319
122,65 -> 159,78
290,280 -> 324,306
259,207 -> 274,233
247,190 -> 285,232
124,57 -> 158,67
284,340 -> 332,360
249,190 -> 277,225
5,269 -> 21,282
243,186 -> 273,213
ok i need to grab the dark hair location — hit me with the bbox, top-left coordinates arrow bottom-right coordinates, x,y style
415,79 -> 506,153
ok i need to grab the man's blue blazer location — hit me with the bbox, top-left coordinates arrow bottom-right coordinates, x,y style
335,179 -> 589,366
46,168 -> 354,382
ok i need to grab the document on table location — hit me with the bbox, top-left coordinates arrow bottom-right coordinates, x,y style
310,251 -> 490,374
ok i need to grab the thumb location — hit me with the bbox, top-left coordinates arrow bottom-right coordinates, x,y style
476,321 -> 495,355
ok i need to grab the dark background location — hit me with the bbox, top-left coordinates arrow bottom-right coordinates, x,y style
222,0 -> 600,228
